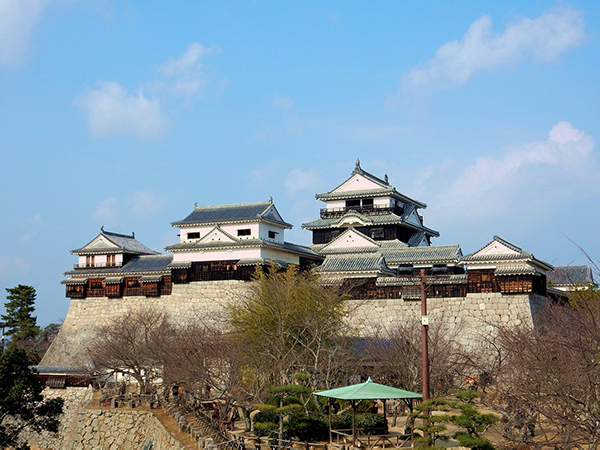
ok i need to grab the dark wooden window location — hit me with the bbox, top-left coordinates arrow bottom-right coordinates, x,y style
237,229 -> 251,236
371,228 -> 384,239
268,231 -> 278,239
362,198 -> 373,207
346,199 -> 360,208
187,232 -> 200,239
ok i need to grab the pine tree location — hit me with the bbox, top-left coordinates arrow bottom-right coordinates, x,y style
2,285 -> 40,342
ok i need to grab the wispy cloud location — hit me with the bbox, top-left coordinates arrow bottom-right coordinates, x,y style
252,94 -> 303,142
412,122 -> 599,226
76,42 -> 222,137
75,81 -> 167,138
0,256 -> 29,279
92,190 -> 169,226
400,5 -> 586,94
0,0 -> 48,67
20,214 -> 45,242
92,197 -> 120,227
126,190 -> 168,218
285,168 -> 324,196
157,42 -> 221,97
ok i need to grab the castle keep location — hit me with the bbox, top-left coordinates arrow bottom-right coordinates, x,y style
43,161 -> 554,366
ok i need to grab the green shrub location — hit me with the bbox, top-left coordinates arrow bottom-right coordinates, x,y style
332,412 -> 386,435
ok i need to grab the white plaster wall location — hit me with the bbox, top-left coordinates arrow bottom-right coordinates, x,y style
172,248 -> 262,262
258,225 -> 285,243
337,174 -> 381,192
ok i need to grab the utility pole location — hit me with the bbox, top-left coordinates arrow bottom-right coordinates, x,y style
420,268 -> 430,402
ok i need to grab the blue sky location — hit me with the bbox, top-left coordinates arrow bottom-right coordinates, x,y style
1,1 -> 599,326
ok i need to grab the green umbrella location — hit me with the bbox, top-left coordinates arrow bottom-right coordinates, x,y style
314,378 -> 422,446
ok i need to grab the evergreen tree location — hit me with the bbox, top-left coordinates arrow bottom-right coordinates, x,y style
2,285 -> 40,342
0,346 -> 63,449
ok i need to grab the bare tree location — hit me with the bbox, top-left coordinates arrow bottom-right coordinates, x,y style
363,314 -> 469,396
87,308 -> 167,394
497,287 -> 600,448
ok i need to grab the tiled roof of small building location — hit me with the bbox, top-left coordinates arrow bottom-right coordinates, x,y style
121,255 -> 174,272
71,230 -> 160,255
317,253 -> 395,276
64,254 -> 173,278
172,200 -> 292,228
548,265 -> 596,286
383,245 -> 463,266
376,274 -> 468,286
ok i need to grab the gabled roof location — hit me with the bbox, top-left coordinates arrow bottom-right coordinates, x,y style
63,254 -> 173,279
548,266 -> 596,286
318,227 -> 379,254
461,236 -> 553,272
71,229 -> 160,255
314,160 -> 427,208
317,252 -> 396,277
172,200 -> 292,228
313,228 -> 461,267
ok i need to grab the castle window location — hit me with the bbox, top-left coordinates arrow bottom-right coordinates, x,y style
346,199 -> 360,208
268,231 -> 278,239
362,198 -> 373,207
237,229 -> 251,236
371,228 -> 384,239
187,232 -> 200,239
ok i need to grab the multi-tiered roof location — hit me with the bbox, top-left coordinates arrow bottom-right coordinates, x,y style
303,160 -> 439,247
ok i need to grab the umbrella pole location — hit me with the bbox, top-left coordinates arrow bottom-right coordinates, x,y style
329,397 -> 332,443
352,400 -> 356,448
383,399 -> 388,434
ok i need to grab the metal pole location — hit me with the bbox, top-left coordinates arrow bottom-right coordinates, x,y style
420,268 -> 430,401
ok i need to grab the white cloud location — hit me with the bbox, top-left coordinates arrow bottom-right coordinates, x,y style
126,190 -> 168,218
412,122 -> 599,226
0,256 -> 30,279
401,5 -> 586,93
158,42 -> 220,97
285,168 -> 324,196
75,81 -> 167,137
92,191 -> 169,226
76,42 -> 222,137
0,0 -> 48,67
92,197 -> 120,226
20,214 -> 45,242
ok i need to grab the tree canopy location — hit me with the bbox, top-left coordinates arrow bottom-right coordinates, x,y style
2,285 -> 40,342
0,346 -> 64,450
228,265 -> 352,389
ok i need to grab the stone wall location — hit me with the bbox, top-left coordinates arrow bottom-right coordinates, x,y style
42,280 -> 250,366
70,409 -> 185,449
42,279 -> 545,366
347,292 -> 546,350
24,386 -> 93,450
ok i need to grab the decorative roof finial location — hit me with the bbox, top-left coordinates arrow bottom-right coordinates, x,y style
384,174 -> 389,184
132,231 -> 135,238
269,195 -> 273,203
194,202 -> 198,208
101,225 -> 104,232
355,158 -> 361,170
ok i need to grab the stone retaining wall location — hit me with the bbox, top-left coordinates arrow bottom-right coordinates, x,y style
42,280 -> 546,366
70,409 -> 185,449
